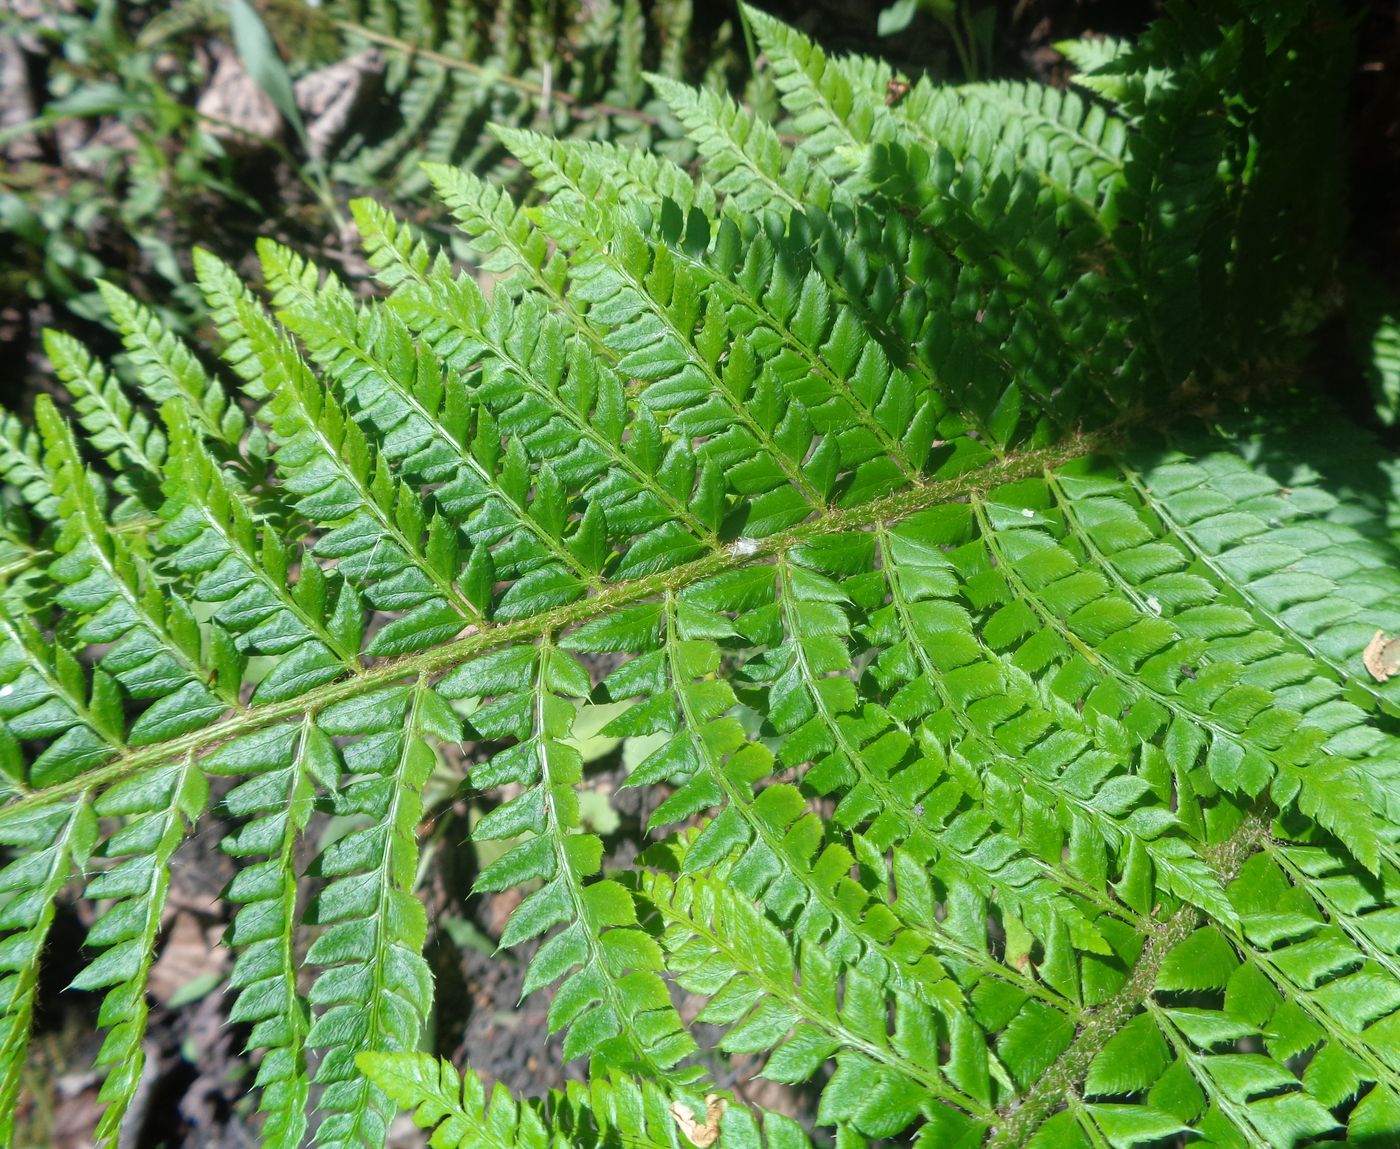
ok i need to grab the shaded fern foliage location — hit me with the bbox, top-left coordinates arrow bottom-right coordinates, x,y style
1,4 -> 1397,1149
321,0 -> 733,198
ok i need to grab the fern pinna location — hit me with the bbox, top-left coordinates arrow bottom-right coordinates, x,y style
0,3 -> 1395,1148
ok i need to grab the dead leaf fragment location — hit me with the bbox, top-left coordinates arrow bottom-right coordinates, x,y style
148,910 -> 225,1006
0,36 -> 40,162
197,44 -> 282,153
294,49 -> 382,159
885,78 -> 910,105
670,1094 -> 727,1147
1363,629 -> 1400,682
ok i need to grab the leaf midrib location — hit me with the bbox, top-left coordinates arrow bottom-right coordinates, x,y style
0,434 -> 1098,823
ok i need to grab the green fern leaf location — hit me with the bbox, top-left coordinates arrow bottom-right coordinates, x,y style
0,6 -> 1392,1149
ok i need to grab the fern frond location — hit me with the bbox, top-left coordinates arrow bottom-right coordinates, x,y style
646,73 -> 819,214
438,640 -> 696,1077
209,718 -> 326,1149
742,4 -> 893,186
646,858 -> 989,1136
0,7 -> 1389,1149
197,248 -> 482,652
37,396 -> 238,743
0,800 -> 94,1139
303,679 -> 453,1148
420,163 -> 572,301
1059,35 -> 1136,89
895,80 -> 1128,226
323,0 -> 728,194
260,240 -> 611,605
41,331 -> 166,515
1348,269 -> 1400,426
0,411 -> 57,526
73,754 -> 207,1142
0,605 -> 124,786
159,403 -> 364,701
359,1055 -> 811,1149
97,280 -> 248,454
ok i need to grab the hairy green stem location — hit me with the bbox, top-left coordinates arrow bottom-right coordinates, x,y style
0,432 -> 1102,822
984,812 -> 1269,1149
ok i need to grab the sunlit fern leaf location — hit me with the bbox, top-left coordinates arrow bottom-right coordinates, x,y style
0,800 -> 94,1141
96,280 -> 250,457
41,331 -> 166,518
358,1054 -> 812,1149
0,4 -> 1390,1149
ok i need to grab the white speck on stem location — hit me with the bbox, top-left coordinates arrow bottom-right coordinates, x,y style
1145,595 -> 1162,616
728,538 -> 760,557
0,684 -> 11,697
1020,508 -> 1035,519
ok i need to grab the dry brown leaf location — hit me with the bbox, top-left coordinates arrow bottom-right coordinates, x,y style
669,1094 -> 727,1147
1363,629 -> 1400,683
294,49 -> 382,160
197,45 -> 281,153
0,37 -> 40,162
147,911 -> 224,1006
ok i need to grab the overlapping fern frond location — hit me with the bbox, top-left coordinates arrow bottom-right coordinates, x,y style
0,3 -> 1393,1149
320,0 -> 731,198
